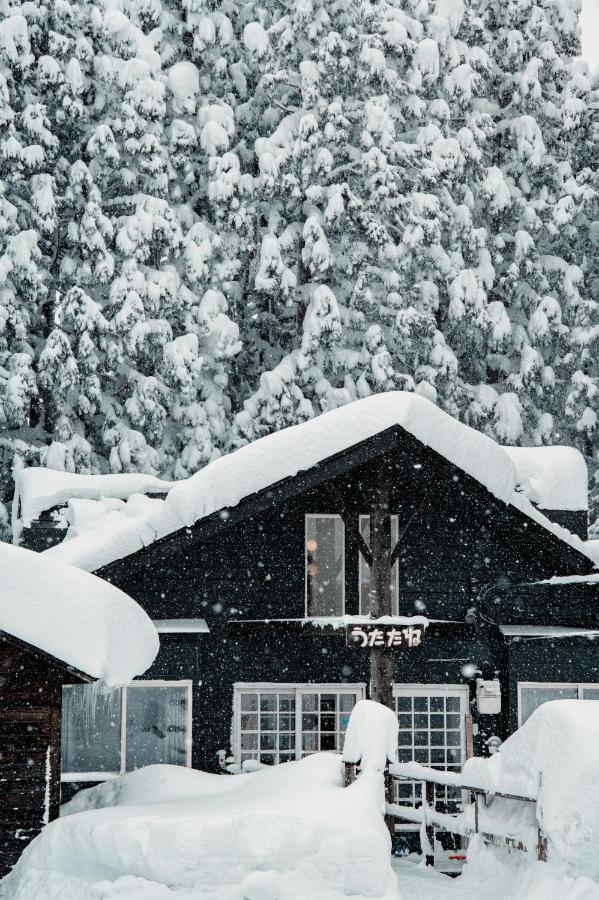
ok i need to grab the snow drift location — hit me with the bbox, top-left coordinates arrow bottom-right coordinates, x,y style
463,700 -> 599,881
0,756 -> 399,900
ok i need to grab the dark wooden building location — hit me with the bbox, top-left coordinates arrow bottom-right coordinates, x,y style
20,394 -> 599,841
0,632 -> 89,876
0,540 -> 158,874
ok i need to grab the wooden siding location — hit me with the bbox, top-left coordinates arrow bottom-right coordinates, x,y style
0,636 -> 79,875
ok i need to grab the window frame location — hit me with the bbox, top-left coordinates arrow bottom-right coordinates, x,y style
517,681 -> 599,727
61,679 -> 193,782
304,513 -> 346,618
393,683 -> 470,831
233,682 -> 366,765
358,513 -> 400,615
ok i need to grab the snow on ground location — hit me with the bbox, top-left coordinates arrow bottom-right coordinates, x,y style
0,756 -> 399,900
0,541 -> 158,686
39,391 -> 595,572
393,845 -> 599,900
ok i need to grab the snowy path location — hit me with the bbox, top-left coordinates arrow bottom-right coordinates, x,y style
393,861 -> 478,900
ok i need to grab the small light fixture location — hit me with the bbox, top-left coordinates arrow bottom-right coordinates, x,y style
306,538 -> 317,553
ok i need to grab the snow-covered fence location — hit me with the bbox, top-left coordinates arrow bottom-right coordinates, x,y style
386,761 -> 546,866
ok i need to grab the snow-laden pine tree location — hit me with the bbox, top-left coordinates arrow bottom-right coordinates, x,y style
232,0 -> 508,438
0,0 -> 596,532
470,0 -> 599,450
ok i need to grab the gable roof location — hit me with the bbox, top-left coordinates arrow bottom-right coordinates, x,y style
0,541 -> 159,686
40,392 -> 596,573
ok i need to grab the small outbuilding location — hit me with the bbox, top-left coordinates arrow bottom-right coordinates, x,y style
0,542 -> 158,875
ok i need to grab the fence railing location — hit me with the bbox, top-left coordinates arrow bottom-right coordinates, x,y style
344,759 -> 546,867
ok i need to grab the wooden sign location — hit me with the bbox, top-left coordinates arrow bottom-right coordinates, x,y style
346,623 -> 425,649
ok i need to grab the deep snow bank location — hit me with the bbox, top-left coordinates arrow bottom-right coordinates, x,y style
463,700 -> 599,881
0,756 -> 400,900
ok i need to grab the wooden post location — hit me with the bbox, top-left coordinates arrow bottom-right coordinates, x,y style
369,466 -> 394,711
537,827 -> 548,862
425,780 -> 435,867
384,767 -> 396,841
344,761 -> 357,787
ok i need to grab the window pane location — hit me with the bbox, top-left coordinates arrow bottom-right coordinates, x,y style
241,693 -> 258,711
306,516 -> 344,616
394,689 -> 467,811
125,685 -> 188,770
520,686 -> 578,724
61,685 -> 121,773
582,688 -> 599,700
359,516 -> 399,614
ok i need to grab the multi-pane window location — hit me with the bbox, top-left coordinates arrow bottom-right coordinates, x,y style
61,681 -> 192,779
359,515 -> 399,614
235,684 -> 365,766
518,682 -> 599,725
305,515 -> 345,616
393,685 -> 468,817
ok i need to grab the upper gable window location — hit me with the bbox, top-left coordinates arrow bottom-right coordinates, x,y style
359,514 -> 399,615
305,514 -> 345,617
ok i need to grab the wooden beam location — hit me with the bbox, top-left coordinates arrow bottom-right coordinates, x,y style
323,484 -> 372,566
390,488 -> 433,566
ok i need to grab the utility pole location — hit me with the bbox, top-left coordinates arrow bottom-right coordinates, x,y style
368,463 -> 394,711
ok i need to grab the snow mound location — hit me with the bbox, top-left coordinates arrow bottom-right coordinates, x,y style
504,445 -> 588,511
463,700 -> 599,880
0,541 -> 158,686
343,699 -> 399,771
1,756 -> 399,900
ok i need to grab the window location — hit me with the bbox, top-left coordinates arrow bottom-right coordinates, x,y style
305,515 -> 345,616
234,683 -> 365,765
359,515 -> 399,614
393,685 -> 469,821
518,682 -> 599,726
61,681 -> 192,780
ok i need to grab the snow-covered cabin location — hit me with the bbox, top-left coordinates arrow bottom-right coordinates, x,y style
0,543 -> 158,874
14,392 -> 599,852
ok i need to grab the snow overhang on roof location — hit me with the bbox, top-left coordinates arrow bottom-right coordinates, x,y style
40,392 -> 597,572
503,446 -> 588,512
153,618 -> 210,634
0,541 -> 159,686
500,625 -> 599,639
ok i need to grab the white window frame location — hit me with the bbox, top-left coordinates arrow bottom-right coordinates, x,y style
61,679 -> 193,782
233,682 -> 366,764
304,514 -> 345,618
393,683 -> 470,832
359,514 -> 400,615
517,681 -> 599,726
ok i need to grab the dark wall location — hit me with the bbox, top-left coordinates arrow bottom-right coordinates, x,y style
95,434 -> 593,770
506,636 -> 599,733
0,636 -> 71,875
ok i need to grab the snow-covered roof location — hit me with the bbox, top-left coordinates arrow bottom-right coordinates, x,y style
499,625 -> 599,638
0,542 -> 159,686
503,445 -> 588,511
41,392 -> 596,572
14,467 -> 173,528
153,618 -> 210,634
